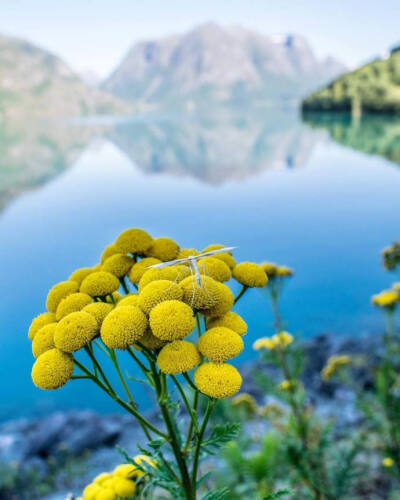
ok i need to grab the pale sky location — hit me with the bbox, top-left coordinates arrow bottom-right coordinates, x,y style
1,0 -> 399,78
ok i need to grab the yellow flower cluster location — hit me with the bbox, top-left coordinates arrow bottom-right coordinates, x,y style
321,355 -> 351,380
233,262 -> 268,288
253,331 -> 293,351
231,392 -> 258,414
260,262 -> 294,278
372,289 -> 400,308
76,455 -> 156,500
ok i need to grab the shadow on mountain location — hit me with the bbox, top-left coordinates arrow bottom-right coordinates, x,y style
106,108 -> 323,184
302,113 -> 400,166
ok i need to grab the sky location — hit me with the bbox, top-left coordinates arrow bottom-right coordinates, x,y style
1,0 -> 399,78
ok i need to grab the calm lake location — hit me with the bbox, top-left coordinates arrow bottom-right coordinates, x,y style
1,108 -> 399,419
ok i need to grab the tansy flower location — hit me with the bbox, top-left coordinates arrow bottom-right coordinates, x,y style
274,331 -> 294,347
145,236 -> 180,262
201,282 -> 234,317
198,327 -> 244,362
31,348 -> 74,390
233,262 -> 268,288
198,257 -> 232,282
101,306 -> 147,349
113,464 -> 137,479
55,292 -> 92,320
135,328 -> 165,350
100,243 -> 119,263
253,337 -> 276,350
102,254 -> 134,278
231,393 -> 258,414
253,331 -> 293,351
382,457 -> 394,467
93,472 -> 112,484
194,362 -> 242,398
321,355 -> 351,380
32,323 -> 56,358
372,289 -> 399,308
202,244 -> 236,269
138,280 -> 183,314
178,248 -> 199,259
28,312 -> 56,340
180,275 -> 220,310
115,228 -> 153,254
260,262 -> 278,277
278,380 -> 295,391
138,267 -> 180,291
276,266 -> 293,277
117,294 -> 139,307
128,257 -> 161,284
82,302 -> 114,328
69,267 -> 96,286
157,341 -> 201,374
54,311 -> 98,352
150,300 -> 195,340
80,271 -> 120,297
114,478 -> 136,497
46,281 -> 79,312
207,311 -> 247,336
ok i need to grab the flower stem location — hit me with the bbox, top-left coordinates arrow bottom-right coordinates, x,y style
234,285 -> 248,304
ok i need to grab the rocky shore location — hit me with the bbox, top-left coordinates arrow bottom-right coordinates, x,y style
0,333 -> 382,500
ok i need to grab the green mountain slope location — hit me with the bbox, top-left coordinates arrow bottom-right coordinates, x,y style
302,48 -> 400,114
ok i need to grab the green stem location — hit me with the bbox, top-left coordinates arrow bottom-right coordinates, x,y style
120,276 -> 130,294
234,285 -> 248,304
84,345 -> 115,395
109,348 -> 134,405
184,388 -> 199,453
191,398 -> 215,493
183,372 -> 198,392
172,375 -> 199,433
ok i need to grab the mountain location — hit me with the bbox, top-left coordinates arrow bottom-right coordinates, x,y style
0,34 -> 130,120
102,23 -> 345,108
302,46 -> 400,114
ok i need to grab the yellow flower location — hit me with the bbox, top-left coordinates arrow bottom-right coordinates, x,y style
179,275 -> 221,310
32,323 -> 56,358
82,302 -> 114,328
202,244 -> 236,269
113,464 -> 137,478
157,340 -> 201,374
206,311 -> 247,336
278,380 -> 294,391
46,281 -> 79,312
138,266 -> 179,291
128,257 -> 161,284
116,294 -> 139,307
96,489 -> 116,500
28,312 -> 56,340
80,271 -> 120,297
276,266 -> 293,277
146,236 -> 180,261
69,267 -> 96,286
83,482 -> 102,499
114,478 -> 136,497
134,454 -> 157,467
135,328 -> 165,350
93,472 -> 112,484
101,306 -> 147,349
201,282 -> 234,317
253,337 -> 276,350
260,262 -> 278,277
138,280 -> 183,314
115,227 -> 153,254
372,289 -> 399,308
253,332 -> 293,351
231,393 -> 258,413
194,362 -> 242,398
274,331 -> 294,347
198,257 -> 232,282
149,300 -> 195,340
233,262 -> 268,288
393,283 -> 400,291
55,293 -> 92,320
382,457 -> 394,467
321,355 -> 351,380
102,254 -> 134,278
54,311 -> 98,352
31,348 -> 74,390
198,327 -> 244,362
178,248 -> 199,259
100,243 -> 119,263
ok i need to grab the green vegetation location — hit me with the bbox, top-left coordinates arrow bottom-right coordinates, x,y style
302,50 -> 400,114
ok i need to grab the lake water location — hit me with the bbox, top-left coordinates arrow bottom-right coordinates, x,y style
1,108 -> 399,419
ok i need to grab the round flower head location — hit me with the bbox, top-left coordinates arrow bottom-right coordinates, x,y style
83,483 -> 102,500
138,267 -> 179,292
32,323 -> 56,358
82,302 -> 114,328
253,337 -> 276,350
150,300 -> 195,341
80,271 -> 120,297
198,257 -> 231,282
55,293 -> 92,320
128,257 -> 161,284
102,253 -> 134,278
202,244 -> 236,269
260,262 -> 278,277
146,237 -> 180,262
96,489 -> 116,500
382,457 -> 394,468
31,348 -> 74,390
157,340 -> 201,374
28,312 -> 56,340
194,362 -> 242,398
372,290 -> 399,308
135,327 -> 165,350
172,264 -> 192,281
114,478 -> 136,497
101,306 -> 147,349
101,243 -> 119,263
93,472 -> 112,484
46,281 -> 79,312
276,266 -> 293,277
69,267 -> 96,285
207,311 -> 247,336
179,275 -> 220,310
113,464 -> 137,478
198,327 -> 244,362
178,248 -> 199,259
115,228 -> 153,254
201,282 -> 234,317
117,294 -> 139,307
233,262 -> 268,288
138,280 -> 183,314
54,311 -> 98,352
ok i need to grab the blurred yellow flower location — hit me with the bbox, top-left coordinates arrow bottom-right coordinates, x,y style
382,457 -> 394,467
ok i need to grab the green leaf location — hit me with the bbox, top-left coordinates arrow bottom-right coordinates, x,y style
262,490 -> 292,499
202,487 -> 230,500
202,422 -> 241,452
